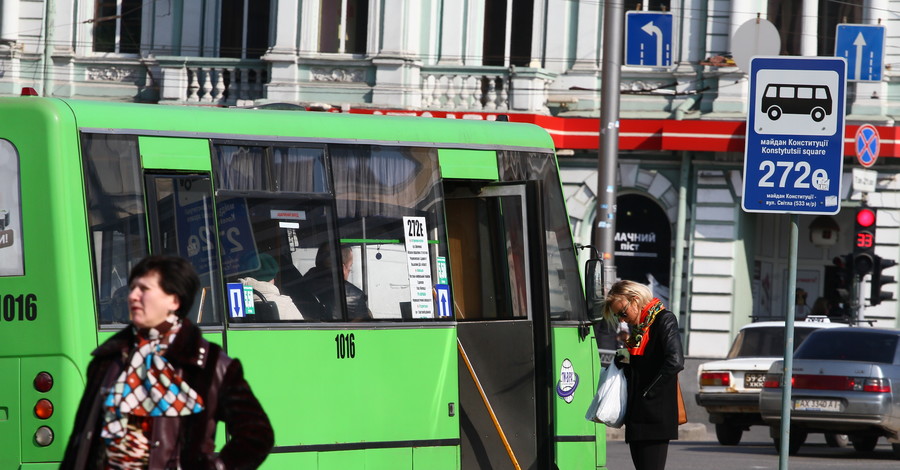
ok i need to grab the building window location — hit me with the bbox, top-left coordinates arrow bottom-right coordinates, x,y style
482,0 -> 533,66
220,0 -> 271,59
319,0 -> 368,54
768,0 -> 861,56
817,0 -> 862,56
93,0 -> 142,53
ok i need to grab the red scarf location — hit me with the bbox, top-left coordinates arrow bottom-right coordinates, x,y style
626,298 -> 665,356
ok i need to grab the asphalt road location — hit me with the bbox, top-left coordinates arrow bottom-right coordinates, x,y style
605,425 -> 899,470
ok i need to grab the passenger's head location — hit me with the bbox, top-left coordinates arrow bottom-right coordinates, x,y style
315,243 -> 354,280
249,253 -> 279,282
602,280 -> 653,327
127,255 -> 199,326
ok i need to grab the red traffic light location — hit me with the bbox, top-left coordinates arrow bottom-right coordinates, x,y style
857,208 -> 876,228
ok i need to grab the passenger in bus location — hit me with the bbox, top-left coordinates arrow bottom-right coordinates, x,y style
61,255 -> 274,469
239,253 -> 304,321
603,280 -> 684,470
297,243 -> 371,321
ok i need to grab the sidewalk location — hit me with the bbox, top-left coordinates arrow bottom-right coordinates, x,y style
606,422 -> 709,441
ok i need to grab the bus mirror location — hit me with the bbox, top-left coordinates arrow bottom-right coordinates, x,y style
584,258 -> 604,323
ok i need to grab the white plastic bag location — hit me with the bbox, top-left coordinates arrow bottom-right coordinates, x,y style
585,361 -> 627,428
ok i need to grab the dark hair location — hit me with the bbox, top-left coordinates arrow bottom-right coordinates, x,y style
128,255 -> 200,318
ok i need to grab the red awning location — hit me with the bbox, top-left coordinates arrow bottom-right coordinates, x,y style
347,109 -> 899,158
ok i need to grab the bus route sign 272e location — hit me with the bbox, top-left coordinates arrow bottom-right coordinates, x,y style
742,56 -> 846,215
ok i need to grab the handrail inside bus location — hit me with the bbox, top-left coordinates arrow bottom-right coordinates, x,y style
456,338 -> 522,470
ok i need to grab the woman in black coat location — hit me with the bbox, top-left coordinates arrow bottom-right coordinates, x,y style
604,280 -> 684,470
62,255 -> 274,469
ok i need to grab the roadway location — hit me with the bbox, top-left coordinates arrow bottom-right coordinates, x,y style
605,424 -> 899,469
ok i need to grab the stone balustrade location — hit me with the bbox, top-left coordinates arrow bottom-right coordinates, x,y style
155,57 -> 267,106
420,67 -> 510,111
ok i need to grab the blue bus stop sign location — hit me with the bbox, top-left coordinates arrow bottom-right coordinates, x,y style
625,12 -> 674,67
742,57 -> 846,215
835,24 -> 885,82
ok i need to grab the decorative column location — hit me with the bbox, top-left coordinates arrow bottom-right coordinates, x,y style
262,0 -> 303,102
372,0 -> 422,108
849,0 -> 889,119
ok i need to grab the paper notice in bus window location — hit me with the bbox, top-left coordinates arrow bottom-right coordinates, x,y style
403,216 -> 434,318
0,140 -> 24,276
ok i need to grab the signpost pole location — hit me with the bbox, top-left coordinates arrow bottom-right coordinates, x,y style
597,0 -> 624,292
778,214 -> 799,469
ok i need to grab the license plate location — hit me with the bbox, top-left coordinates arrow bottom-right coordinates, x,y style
744,373 -> 765,389
793,399 -> 841,412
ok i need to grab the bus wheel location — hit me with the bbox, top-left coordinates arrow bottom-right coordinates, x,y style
811,107 -> 826,122
767,106 -> 782,121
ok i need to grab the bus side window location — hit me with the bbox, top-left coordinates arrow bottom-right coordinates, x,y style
81,134 -> 149,326
798,87 -> 813,99
329,145 -> 447,321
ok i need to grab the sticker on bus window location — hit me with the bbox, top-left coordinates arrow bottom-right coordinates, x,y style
0,140 -> 24,276
403,216 -> 434,318
270,209 -> 306,220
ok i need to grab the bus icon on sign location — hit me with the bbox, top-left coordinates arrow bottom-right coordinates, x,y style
753,68 -> 839,136
762,83 -> 832,122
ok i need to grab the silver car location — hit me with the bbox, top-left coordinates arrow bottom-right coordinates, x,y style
759,327 -> 900,457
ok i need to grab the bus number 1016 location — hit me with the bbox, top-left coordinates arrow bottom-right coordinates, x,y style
2,293 -> 38,322
335,333 -> 356,359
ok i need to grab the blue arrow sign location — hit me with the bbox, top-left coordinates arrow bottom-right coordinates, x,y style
625,12 -> 674,67
227,282 -> 245,318
742,57 -> 846,215
435,284 -> 451,318
835,24 -> 885,82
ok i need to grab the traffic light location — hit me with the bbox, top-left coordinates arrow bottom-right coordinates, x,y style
870,255 -> 897,306
832,254 -> 854,303
853,207 -> 877,275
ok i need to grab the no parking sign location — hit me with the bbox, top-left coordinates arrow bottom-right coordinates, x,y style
855,124 -> 880,167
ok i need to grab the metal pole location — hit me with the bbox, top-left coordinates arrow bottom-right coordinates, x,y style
597,0 -> 624,292
778,214 -> 799,469
41,0 -> 54,96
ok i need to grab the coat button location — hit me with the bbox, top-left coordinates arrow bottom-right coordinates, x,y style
197,359 -> 203,365
152,441 -> 160,448
199,347 -> 206,353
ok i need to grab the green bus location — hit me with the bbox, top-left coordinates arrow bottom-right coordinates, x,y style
0,96 -> 607,469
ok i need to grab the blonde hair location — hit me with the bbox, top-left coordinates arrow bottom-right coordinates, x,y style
602,280 -> 653,329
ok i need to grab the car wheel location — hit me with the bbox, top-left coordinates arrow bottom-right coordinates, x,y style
773,430 -> 807,456
825,433 -> 849,448
715,423 -> 743,445
851,434 -> 878,452
892,443 -> 900,459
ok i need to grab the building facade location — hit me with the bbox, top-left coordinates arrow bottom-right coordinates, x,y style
2,0 -> 899,356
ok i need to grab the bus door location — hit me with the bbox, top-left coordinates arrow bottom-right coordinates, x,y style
446,182 -> 551,470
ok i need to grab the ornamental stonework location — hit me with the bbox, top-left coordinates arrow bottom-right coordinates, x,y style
311,68 -> 365,82
86,67 -> 138,82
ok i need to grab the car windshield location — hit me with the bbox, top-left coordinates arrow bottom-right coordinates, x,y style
726,326 -> 820,358
794,331 -> 898,364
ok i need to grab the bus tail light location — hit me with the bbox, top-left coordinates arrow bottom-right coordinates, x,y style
21,87 -> 39,96
34,399 -> 53,419
34,371 -> 53,392
34,426 -> 54,446
699,372 -> 730,386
